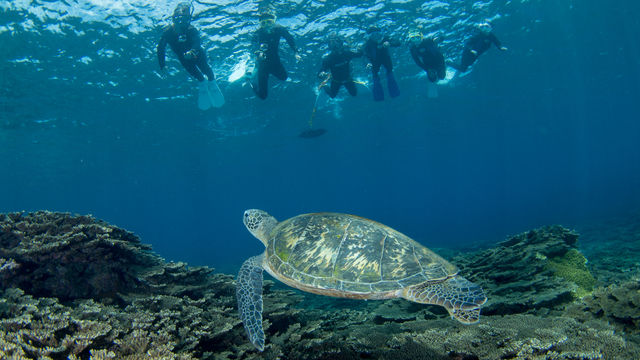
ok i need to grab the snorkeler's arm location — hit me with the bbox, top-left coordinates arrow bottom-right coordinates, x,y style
489,33 -> 503,49
280,27 -> 298,53
157,32 -> 168,69
410,47 -> 426,70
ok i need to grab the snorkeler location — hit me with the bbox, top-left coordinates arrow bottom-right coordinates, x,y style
318,33 -> 363,98
157,2 -> 224,110
363,26 -> 401,101
249,11 -> 302,100
451,22 -> 508,73
408,30 -> 446,83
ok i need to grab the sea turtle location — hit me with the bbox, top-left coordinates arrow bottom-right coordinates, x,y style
237,209 -> 487,351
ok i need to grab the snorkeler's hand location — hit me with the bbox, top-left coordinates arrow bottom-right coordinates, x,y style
184,49 -> 197,60
499,46 -> 508,51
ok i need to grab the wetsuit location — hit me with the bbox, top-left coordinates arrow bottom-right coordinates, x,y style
319,49 -> 362,98
455,32 -> 503,72
363,36 -> 401,79
157,25 -> 214,82
251,25 -> 298,99
410,38 -> 445,82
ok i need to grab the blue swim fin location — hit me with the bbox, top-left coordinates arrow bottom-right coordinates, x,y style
372,76 -> 384,102
387,72 -> 400,98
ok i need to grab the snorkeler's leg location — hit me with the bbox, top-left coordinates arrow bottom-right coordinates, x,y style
253,60 -> 269,100
344,81 -> 357,97
457,49 -> 477,73
271,59 -> 288,81
179,58 -> 205,81
331,81 -> 342,98
371,62 -> 384,101
381,55 -> 399,97
178,57 -> 210,109
437,66 -> 446,81
195,51 -> 215,81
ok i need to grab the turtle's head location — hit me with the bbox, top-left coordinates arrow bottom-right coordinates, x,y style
243,209 -> 277,246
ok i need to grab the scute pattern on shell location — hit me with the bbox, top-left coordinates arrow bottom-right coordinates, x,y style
266,213 -> 457,294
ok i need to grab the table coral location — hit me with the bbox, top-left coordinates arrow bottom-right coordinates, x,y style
454,225 -> 597,315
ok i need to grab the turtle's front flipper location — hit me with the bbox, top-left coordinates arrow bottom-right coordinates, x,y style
402,276 -> 487,324
237,254 -> 265,351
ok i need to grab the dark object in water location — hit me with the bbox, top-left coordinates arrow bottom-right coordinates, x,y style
298,128 -> 327,138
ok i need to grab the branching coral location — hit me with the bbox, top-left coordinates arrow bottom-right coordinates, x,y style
545,249 -> 597,298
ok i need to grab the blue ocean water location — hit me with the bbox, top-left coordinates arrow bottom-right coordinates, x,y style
1,0 -> 639,274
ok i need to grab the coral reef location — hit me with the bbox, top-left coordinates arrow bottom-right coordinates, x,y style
0,211 -> 160,302
453,225 -> 597,315
572,280 -> 640,334
545,249 -> 596,298
577,212 -> 640,283
0,211 -> 284,359
1,212 -> 638,359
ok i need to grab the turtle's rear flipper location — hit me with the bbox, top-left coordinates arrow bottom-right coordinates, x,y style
402,276 -> 487,324
237,255 -> 265,351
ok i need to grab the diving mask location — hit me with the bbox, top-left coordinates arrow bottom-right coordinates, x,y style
172,2 -> 193,30
259,13 -> 276,28
478,22 -> 493,34
260,18 -> 275,28
407,31 -> 423,45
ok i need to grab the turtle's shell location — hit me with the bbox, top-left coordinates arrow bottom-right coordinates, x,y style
265,213 -> 458,294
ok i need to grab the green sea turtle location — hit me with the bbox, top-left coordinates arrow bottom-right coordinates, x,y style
237,209 -> 487,351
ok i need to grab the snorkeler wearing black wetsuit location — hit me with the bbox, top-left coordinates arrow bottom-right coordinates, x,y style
363,26 -> 401,101
318,34 -> 362,98
452,22 -> 507,73
409,33 -> 446,83
250,12 -> 301,100
157,2 -> 214,83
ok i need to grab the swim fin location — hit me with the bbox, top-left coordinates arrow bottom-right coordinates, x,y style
372,76 -> 384,102
198,81 -> 212,110
387,72 -> 400,98
208,80 -> 225,108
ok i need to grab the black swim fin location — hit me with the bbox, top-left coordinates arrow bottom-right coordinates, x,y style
387,72 -> 400,98
372,77 -> 384,101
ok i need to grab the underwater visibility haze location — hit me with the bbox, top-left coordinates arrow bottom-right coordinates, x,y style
1,0 -> 638,269
1,0 -> 640,357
